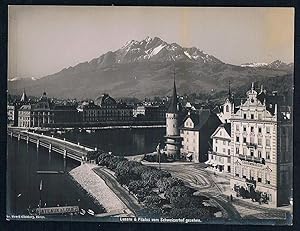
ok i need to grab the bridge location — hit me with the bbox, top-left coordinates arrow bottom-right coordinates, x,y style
8,128 -> 96,162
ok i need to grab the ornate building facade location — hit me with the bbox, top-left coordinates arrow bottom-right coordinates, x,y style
230,83 -> 293,207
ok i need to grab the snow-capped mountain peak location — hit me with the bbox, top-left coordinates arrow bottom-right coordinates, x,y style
113,36 -> 223,64
241,60 -> 293,70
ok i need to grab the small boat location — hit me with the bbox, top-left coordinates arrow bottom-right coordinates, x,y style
17,193 -> 22,198
87,209 -> 95,216
79,209 -> 86,216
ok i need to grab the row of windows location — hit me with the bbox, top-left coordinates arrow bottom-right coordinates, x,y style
236,147 -> 271,159
210,155 -> 231,163
214,146 -> 231,155
235,124 -> 271,134
235,136 -> 271,146
235,167 -> 271,185
242,112 -> 263,120
215,139 -> 230,145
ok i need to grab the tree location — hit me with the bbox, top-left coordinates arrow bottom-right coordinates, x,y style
156,177 -> 184,193
165,185 -> 195,201
170,196 -> 204,209
128,180 -> 144,194
144,195 -> 164,209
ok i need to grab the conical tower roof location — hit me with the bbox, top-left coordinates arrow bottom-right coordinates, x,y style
20,89 -> 28,102
167,77 -> 178,113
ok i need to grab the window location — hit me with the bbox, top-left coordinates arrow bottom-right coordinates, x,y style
250,127 -> 254,132
243,148 -> 247,155
215,139 -> 218,144
266,151 -> 270,160
258,127 -> 262,133
258,177 -> 262,183
251,114 -> 254,119
266,139 -> 270,147
258,138 -> 262,145
243,137 -> 246,143
236,136 -> 240,142
226,105 -> 229,112
258,151 -> 262,158
215,147 -> 218,152
266,127 -> 270,134
236,147 -> 239,154
250,137 -> 254,144
223,140 -> 226,145
243,113 -> 247,119
228,149 -> 230,155
266,174 -> 271,184
223,148 -> 226,153
258,113 -> 262,120
236,125 -> 239,131
220,131 -> 222,136
243,126 -> 246,132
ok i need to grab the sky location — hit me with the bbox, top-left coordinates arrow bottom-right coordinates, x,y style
8,6 -> 294,79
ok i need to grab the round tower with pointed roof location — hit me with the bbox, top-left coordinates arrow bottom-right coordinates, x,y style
165,75 -> 182,159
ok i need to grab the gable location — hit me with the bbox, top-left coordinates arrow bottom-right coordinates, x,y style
211,126 -> 231,139
184,117 -> 194,128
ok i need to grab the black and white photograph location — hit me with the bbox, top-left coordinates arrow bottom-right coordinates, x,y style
6,6 -> 294,225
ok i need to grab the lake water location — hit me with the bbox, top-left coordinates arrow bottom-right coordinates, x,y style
6,127 -> 165,219
6,137 -> 103,218
57,128 -> 165,156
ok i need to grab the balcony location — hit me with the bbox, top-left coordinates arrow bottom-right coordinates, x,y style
246,142 -> 257,149
239,155 -> 265,164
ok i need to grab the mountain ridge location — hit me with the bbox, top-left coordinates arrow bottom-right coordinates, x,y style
8,36 -> 293,99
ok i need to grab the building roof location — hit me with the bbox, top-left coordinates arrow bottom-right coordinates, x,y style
95,93 -> 117,106
20,89 -> 28,102
19,104 -> 32,111
180,109 -> 218,130
210,123 -> 231,139
167,79 -> 178,113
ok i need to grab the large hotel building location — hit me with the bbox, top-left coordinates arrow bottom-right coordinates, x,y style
230,83 -> 292,207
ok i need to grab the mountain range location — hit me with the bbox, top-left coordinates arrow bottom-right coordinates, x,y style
8,36 -> 293,99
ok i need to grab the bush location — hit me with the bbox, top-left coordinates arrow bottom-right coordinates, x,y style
170,196 -> 204,209
165,185 -> 196,201
156,177 -> 184,193
144,195 -> 164,209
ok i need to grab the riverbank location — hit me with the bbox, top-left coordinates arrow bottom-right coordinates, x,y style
69,163 -> 131,216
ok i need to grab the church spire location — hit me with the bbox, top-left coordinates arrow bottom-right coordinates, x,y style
20,88 -> 28,102
167,69 -> 178,113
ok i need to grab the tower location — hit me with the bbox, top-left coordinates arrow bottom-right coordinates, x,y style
165,73 -> 182,159
20,89 -> 28,103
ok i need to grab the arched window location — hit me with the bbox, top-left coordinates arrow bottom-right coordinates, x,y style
226,105 -> 229,112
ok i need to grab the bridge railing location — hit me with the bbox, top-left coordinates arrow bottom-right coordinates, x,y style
25,131 -> 94,151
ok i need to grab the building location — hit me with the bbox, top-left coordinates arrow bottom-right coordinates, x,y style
95,93 -> 133,121
230,83 -> 293,207
216,82 -> 237,123
77,101 -> 101,123
52,104 -> 80,125
133,105 -> 167,121
31,92 -> 54,127
18,105 -> 32,127
7,105 -> 17,125
207,123 -> 231,173
165,79 -> 182,159
180,110 -> 221,163
78,94 -> 133,123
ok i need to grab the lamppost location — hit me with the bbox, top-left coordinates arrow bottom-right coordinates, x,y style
156,142 -> 161,170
